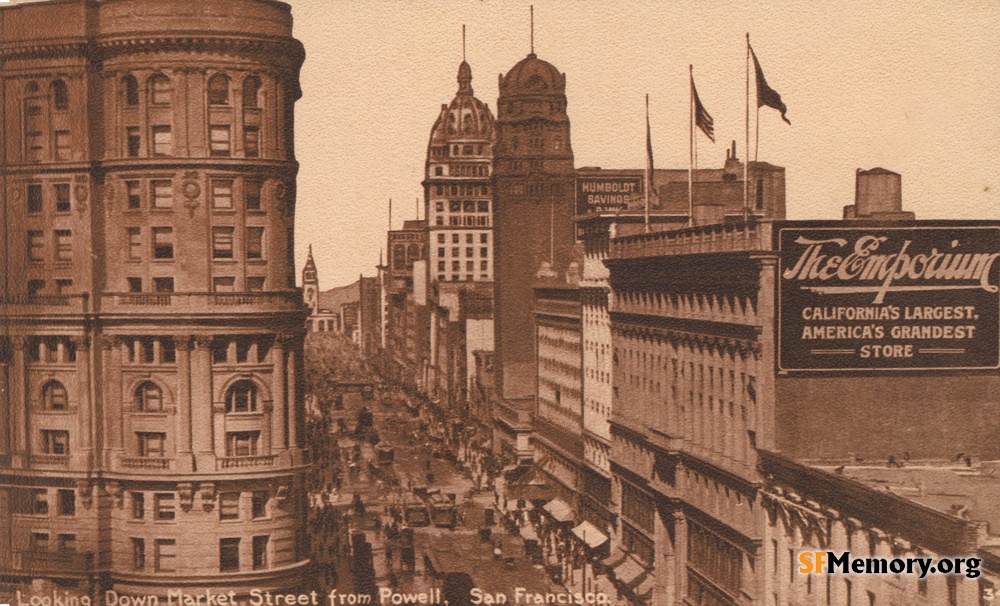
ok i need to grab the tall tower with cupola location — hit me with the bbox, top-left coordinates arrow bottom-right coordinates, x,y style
423,40 -> 496,285
492,41 -> 576,402
303,244 -> 319,312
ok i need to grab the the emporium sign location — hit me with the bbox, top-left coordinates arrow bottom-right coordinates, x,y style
777,223 -> 1000,371
576,175 -> 643,214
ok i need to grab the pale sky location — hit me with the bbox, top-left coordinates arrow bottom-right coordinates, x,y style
285,0 -> 999,288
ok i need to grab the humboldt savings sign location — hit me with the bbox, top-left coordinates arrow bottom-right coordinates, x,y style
777,223 -> 1000,371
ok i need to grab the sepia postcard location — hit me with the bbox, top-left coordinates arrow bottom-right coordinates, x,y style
0,1 -> 997,606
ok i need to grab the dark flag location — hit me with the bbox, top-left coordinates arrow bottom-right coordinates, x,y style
750,46 -> 790,125
691,75 -> 715,142
645,96 -> 654,175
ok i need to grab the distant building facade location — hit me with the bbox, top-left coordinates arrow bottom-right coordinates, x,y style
0,0 -> 309,596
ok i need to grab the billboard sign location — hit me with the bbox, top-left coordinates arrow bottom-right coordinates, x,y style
576,176 -> 643,214
777,224 -> 1000,371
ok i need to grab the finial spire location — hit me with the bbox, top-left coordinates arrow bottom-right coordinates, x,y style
462,24 -> 466,62
530,5 -> 534,55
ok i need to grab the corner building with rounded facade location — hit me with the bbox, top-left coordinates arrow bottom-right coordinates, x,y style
0,0 -> 309,596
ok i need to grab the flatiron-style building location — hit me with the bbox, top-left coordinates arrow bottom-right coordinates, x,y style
0,0 -> 309,597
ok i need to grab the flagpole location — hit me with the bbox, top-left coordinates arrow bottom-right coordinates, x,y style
644,93 -> 650,233
688,65 -> 694,228
744,33 -> 750,222
755,105 -> 760,162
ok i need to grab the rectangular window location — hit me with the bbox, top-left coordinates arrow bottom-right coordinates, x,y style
465,247 -> 473,257
246,277 -> 265,292
252,536 -> 269,570
54,230 -> 72,261
246,227 -> 264,259
226,431 -> 259,457
213,277 -> 236,293
220,492 -> 240,520
436,217 -> 443,225
252,491 -> 268,519
55,131 -> 71,161
31,533 -> 49,552
463,200 -> 475,213
138,433 -> 166,458
480,260 -> 488,271
477,200 -> 489,212
127,127 -> 141,157
480,247 -> 488,257
42,430 -> 69,455
154,493 -> 175,520
33,489 -> 49,514
451,247 -> 458,257
57,534 -> 76,552
212,180 -> 233,209
481,233 -> 488,243
127,278 -> 143,293
28,230 -> 45,261
449,200 -> 461,213
151,180 -> 173,209
26,131 -> 43,162
451,261 -> 460,271
244,126 -> 260,158
132,538 -> 145,570
466,261 -> 474,271
437,234 -> 445,243
452,234 -> 460,243
127,180 -> 141,208
28,184 -> 43,213
210,125 -> 231,157
212,227 -> 234,259
245,180 -> 262,210
132,492 -> 145,519
128,228 -> 142,260
152,227 -> 173,259
28,280 -> 45,296
437,247 -> 445,257
54,184 -> 71,212
58,489 -> 75,516
152,126 -> 172,156
154,539 -> 176,572
220,538 -> 240,572
161,337 -> 176,363
437,261 -> 445,271
152,277 -> 174,293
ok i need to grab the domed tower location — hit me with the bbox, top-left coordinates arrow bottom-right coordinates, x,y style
492,49 -> 576,400
424,55 -> 496,284
0,0 -> 308,596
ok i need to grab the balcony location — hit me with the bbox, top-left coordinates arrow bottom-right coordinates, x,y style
30,453 -> 70,466
610,220 -> 773,260
217,454 -> 277,470
100,291 -> 304,316
16,550 -> 95,575
121,457 -> 171,470
494,399 -> 533,431
0,294 -> 89,317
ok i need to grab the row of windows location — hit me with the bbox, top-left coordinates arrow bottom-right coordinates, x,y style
120,73 -> 262,109
26,229 -> 73,262
437,274 -> 490,282
121,178 -> 262,211
437,260 -> 489,272
429,144 -> 488,158
125,124 -> 259,159
131,489 -> 268,521
33,429 -> 262,459
122,276 -> 267,294
25,183 -> 72,213
433,184 -> 489,197
121,225 -> 265,261
436,247 -> 489,258
436,233 -> 489,244
439,215 -> 491,227
435,200 -> 490,213
129,535 -> 269,573
12,487 -> 76,516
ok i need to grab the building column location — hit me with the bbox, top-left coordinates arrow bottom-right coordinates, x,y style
175,336 -> 194,472
0,349 -> 9,461
106,337 -> 126,463
286,341 -> 299,450
271,336 -> 287,450
70,336 -> 93,464
10,336 -> 28,467
191,336 -> 215,470
673,510 -> 688,602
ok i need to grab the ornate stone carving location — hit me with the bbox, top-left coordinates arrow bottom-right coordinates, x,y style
178,482 -> 195,511
275,484 -> 290,507
106,481 -> 124,508
200,482 -> 217,511
193,335 -> 214,350
76,480 -> 93,509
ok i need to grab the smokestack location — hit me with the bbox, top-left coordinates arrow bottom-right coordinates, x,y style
843,168 -> 914,221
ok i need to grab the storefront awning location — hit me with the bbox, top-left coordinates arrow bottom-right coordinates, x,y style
571,521 -> 608,549
520,524 -> 539,541
542,498 -> 574,523
613,555 -> 646,587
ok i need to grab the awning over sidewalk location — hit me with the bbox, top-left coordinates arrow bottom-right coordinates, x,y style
613,555 -> 646,587
542,498 -> 574,523
571,521 -> 608,549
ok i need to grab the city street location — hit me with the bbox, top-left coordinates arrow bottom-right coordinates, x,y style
304,357 -> 561,603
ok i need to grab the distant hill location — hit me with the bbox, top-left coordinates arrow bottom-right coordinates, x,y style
317,280 -> 359,313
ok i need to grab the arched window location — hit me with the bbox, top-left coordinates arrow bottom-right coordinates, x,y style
42,380 -> 68,410
134,381 -> 163,412
226,380 -> 257,413
208,74 -> 230,106
123,75 -> 139,106
51,80 -> 69,111
242,76 -> 261,109
149,74 -> 171,106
